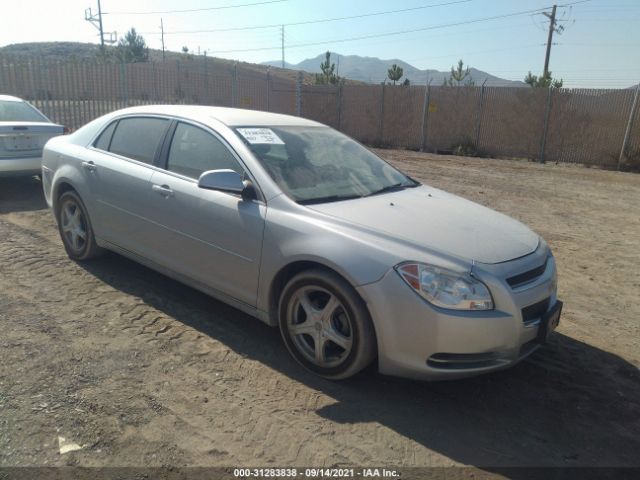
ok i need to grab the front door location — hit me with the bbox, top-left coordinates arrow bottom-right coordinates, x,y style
146,122 -> 265,307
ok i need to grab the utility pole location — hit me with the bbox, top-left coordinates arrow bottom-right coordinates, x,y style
97,0 -> 104,49
281,25 -> 285,68
85,0 -> 116,51
543,4 -> 558,76
160,18 -> 166,62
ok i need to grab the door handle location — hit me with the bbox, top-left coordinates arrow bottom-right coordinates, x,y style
81,161 -> 96,172
152,184 -> 174,197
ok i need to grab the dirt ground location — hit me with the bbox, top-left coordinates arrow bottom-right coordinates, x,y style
1,151 -> 639,475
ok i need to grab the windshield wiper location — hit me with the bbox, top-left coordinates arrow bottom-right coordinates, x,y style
365,182 -> 418,197
298,194 -> 363,205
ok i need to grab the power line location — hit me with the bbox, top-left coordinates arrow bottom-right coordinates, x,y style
141,0 -> 473,35
104,0 -> 287,15
205,5 -> 571,54
406,44 -> 545,63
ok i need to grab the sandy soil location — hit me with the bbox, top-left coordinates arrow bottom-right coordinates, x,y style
0,152 -> 639,476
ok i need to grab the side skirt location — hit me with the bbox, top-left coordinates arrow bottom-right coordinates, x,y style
97,238 -> 274,326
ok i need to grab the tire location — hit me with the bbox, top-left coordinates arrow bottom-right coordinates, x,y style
278,268 -> 377,380
56,190 -> 103,261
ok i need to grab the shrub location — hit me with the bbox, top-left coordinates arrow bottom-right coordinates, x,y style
452,139 -> 477,157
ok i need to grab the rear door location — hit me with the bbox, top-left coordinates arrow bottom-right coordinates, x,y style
147,121 -> 266,306
85,116 -> 171,256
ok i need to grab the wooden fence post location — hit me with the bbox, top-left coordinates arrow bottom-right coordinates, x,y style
421,79 -> 432,152
538,87 -> 553,163
232,62 -> 238,108
618,83 -> 640,170
475,78 -> 488,151
296,70 -> 302,116
266,67 -> 271,112
379,83 -> 386,145
120,61 -> 129,107
337,84 -> 343,131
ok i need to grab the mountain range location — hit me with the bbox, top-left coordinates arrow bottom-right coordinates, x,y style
263,53 -> 526,87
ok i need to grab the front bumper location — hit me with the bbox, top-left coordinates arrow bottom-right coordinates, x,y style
0,156 -> 42,176
357,247 -> 559,381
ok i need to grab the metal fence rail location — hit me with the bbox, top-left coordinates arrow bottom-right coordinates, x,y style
1,54 -> 638,169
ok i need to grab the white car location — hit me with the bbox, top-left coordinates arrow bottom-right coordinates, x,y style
0,95 -> 65,177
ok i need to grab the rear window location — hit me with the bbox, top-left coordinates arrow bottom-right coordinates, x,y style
109,117 -> 169,164
94,121 -> 117,151
0,100 -> 49,122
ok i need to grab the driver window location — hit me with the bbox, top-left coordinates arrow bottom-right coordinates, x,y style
167,123 -> 242,179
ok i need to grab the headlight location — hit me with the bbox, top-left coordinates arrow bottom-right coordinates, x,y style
395,262 -> 493,311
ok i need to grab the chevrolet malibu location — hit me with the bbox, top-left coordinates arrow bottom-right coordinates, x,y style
42,105 -> 562,380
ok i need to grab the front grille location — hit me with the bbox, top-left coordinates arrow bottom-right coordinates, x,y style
521,297 -> 550,324
506,258 -> 548,288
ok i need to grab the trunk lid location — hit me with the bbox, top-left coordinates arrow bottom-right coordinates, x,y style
0,122 -> 64,158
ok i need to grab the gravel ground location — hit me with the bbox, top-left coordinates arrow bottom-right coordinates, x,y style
0,151 -> 639,475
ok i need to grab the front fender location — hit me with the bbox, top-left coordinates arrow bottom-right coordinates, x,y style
255,203 -> 403,317
255,194 -> 473,319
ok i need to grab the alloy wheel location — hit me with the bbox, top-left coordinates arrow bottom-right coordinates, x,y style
60,200 -> 87,253
286,285 -> 354,368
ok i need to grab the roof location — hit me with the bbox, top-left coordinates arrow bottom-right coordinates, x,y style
0,95 -> 24,102
118,105 -> 325,128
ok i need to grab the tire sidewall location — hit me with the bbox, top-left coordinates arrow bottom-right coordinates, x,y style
278,270 -> 375,379
56,191 -> 95,261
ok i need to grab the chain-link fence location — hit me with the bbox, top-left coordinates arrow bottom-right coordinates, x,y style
1,54 -> 639,169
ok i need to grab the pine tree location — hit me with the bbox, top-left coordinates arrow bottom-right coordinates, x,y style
315,51 -> 343,85
524,71 -> 563,88
116,28 -> 148,63
446,60 -> 474,86
387,64 -> 404,85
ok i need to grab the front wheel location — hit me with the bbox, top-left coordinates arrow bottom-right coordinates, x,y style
279,269 -> 377,379
56,190 -> 103,261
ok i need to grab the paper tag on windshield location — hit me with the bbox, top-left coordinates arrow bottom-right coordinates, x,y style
237,128 -> 285,145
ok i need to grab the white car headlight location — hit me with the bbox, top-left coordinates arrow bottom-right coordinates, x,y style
395,262 -> 494,311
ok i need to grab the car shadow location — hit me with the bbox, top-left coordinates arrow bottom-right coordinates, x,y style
78,252 -> 640,474
0,176 -> 48,213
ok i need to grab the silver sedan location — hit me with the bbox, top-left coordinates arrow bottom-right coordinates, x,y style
41,105 -> 562,380
0,95 -> 64,176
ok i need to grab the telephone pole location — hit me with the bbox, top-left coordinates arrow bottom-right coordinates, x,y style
85,0 -> 116,51
160,18 -> 166,62
543,4 -> 558,76
97,0 -> 104,49
281,25 -> 285,68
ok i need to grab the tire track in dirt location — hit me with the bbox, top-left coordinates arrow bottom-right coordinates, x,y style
2,154 -> 640,471
0,218 -> 431,467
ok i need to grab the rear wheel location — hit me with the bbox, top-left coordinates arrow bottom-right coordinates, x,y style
279,269 -> 377,379
56,190 -> 102,260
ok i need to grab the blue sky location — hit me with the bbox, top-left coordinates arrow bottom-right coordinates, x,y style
2,0 -> 639,87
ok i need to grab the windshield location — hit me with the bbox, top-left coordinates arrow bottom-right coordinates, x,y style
0,100 -> 49,122
235,126 -> 417,203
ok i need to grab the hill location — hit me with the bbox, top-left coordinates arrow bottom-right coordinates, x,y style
263,52 -> 526,87
0,42 -> 362,85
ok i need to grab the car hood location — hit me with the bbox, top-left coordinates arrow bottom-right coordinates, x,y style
308,185 -> 539,264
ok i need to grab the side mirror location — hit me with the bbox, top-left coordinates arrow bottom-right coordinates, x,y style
198,169 -> 257,201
